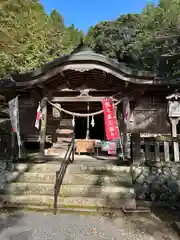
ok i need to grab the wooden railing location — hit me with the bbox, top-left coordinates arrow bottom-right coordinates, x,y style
53,134 -> 75,214
141,138 -> 172,163
132,134 -> 180,164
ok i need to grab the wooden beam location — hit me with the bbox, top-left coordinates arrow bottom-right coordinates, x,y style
51,96 -> 110,102
52,89 -> 117,92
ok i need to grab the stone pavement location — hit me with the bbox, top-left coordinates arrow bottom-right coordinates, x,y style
0,211 -> 178,240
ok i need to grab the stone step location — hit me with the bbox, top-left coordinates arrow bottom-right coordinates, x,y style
23,154 -> 63,163
0,204 -> 123,215
66,165 -> 131,175
56,137 -> 72,142
0,195 -> 136,210
5,183 -> 135,198
56,134 -> 73,139
26,152 -> 117,163
13,163 -> 60,173
7,172 -> 133,187
69,157 -> 117,164
53,143 -> 70,148
13,163 -> 131,174
56,129 -> 73,135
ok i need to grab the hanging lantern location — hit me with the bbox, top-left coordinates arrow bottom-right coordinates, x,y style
52,103 -> 61,119
91,116 -> 95,127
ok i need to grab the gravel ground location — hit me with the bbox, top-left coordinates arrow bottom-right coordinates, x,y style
0,211 -> 178,240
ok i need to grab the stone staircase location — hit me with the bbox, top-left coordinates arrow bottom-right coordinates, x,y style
0,158 -> 136,213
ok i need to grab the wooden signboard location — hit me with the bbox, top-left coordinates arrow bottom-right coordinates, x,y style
169,101 -> 180,117
102,141 -> 117,155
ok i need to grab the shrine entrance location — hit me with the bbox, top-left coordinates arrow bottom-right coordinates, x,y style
47,98 -> 120,156
90,114 -> 105,140
75,113 -> 105,140
75,117 -> 86,139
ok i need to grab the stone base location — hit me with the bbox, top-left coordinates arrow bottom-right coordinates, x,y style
174,222 -> 180,236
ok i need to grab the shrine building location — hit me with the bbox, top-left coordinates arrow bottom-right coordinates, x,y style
1,44 -> 180,164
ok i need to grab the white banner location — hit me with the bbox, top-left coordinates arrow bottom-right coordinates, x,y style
8,96 -> 21,158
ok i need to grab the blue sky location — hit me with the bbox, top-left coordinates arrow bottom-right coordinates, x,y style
40,0 -> 159,32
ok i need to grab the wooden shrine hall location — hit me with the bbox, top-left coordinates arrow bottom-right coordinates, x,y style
2,44 -> 180,163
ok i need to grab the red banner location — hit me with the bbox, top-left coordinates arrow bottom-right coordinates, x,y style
101,98 -> 120,140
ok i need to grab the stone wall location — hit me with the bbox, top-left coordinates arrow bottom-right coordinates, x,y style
132,165 -> 180,205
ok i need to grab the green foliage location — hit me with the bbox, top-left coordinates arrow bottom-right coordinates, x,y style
2,0 -> 180,79
86,0 -> 180,77
86,14 -> 141,59
0,0 -> 83,77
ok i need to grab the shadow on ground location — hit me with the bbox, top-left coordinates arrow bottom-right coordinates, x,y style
0,209 -> 26,239
79,164 -> 180,239
119,209 -> 179,239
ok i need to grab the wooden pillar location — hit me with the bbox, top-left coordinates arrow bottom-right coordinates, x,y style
155,141 -> 160,162
40,97 -> 47,155
170,118 -> 180,162
166,93 -> 180,162
86,102 -> 90,139
123,97 -> 131,159
144,138 -> 150,162
140,138 -> 146,162
164,141 -> 170,162
131,133 -> 141,164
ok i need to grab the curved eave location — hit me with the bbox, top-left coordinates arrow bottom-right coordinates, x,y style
13,51 -> 156,88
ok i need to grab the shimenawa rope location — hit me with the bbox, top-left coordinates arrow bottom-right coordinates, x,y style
47,98 -> 123,117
